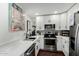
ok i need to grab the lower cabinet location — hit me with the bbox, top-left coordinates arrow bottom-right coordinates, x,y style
35,36 -> 43,56
57,36 -> 69,56
62,37 -> 69,56
40,36 -> 44,49
35,42 -> 39,56
57,36 -> 63,51
35,36 -> 44,56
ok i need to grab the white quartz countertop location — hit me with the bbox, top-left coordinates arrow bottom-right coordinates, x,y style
0,35 -> 42,56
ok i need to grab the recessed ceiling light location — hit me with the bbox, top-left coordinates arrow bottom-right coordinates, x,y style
54,11 -> 58,14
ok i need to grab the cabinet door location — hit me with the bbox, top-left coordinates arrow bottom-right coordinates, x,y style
35,37 -> 42,56
40,36 -> 44,49
35,41 -> 39,56
50,15 -> 60,30
57,37 -> 62,51
62,37 -> 69,56
50,15 -> 57,24
36,16 -> 41,30
38,38 -> 41,50
55,15 -> 60,30
60,13 -> 67,30
36,16 -> 44,30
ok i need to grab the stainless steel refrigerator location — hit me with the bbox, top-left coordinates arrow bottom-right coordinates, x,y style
75,24 -> 79,56
70,12 -> 79,56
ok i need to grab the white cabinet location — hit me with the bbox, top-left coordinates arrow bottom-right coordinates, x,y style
35,42 -> 39,56
50,15 -> 60,30
50,14 -> 69,30
35,36 -> 44,56
60,13 -> 67,30
43,16 -> 51,24
60,13 -> 69,30
54,15 -> 60,30
36,15 -> 61,30
57,36 -> 69,56
36,13 -> 69,30
35,37 -> 40,56
36,16 -> 44,30
35,41 -> 40,56
57,36 -> 63,51
62,37 -> 69,56
50,15 -> 56,24
50,13 -> 69,30
40,36 -> 44,49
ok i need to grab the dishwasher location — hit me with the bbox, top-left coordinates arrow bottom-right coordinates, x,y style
24,43 -> 36,56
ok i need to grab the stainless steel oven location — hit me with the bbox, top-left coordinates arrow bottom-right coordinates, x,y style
45,39 -> 56,45
24,43 -> 36,56
44,24 -> 56,51
44,38 -> 57,51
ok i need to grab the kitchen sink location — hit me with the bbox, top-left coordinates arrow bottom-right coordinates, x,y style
25,37 -> 36,41
29,37 -> 36,39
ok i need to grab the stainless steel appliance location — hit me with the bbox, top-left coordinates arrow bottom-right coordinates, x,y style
70,12 -> 79,56
44,24 -> 57,51
75,24 -> 79,56
70,37 -> 75,56
44,38 -> 57,51
24,43 -> 36,56
45,24 -> 55,29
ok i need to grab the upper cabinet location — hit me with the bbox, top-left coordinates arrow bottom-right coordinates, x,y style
36,13 -> 69,30
60,13 -> 69,30
50,13 -> 69,30
60,13 -> 67,30
43,16 -> 51,24
36,16 -> 44,30
50,15 -> 60,30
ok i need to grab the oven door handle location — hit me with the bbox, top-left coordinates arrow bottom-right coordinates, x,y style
26,47 -> 35,56
25,43 -> 36,56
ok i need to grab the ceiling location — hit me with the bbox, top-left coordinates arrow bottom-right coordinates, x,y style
17,3 -> 74,17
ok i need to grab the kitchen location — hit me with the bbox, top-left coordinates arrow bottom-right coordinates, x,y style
0,3 -> 79,56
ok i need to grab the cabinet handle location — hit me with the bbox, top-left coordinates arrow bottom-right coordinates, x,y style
37,46 -> 38,49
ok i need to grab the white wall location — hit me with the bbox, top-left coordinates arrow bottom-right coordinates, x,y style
0,3 -> 25,46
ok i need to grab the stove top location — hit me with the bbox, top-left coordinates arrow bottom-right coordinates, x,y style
44,34 -> 56,38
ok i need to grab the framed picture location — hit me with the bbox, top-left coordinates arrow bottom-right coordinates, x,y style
9,3 -> 25,32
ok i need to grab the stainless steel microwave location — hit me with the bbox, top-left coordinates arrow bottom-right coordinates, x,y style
44,24 -> 55,29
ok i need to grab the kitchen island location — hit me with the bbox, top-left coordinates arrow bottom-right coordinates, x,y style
0,35 -> 43,56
